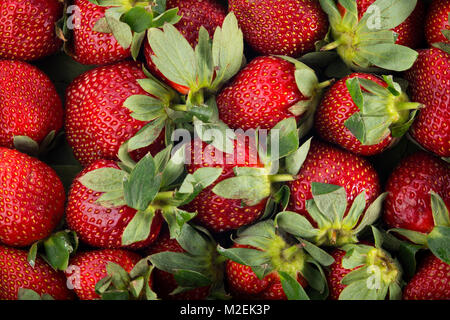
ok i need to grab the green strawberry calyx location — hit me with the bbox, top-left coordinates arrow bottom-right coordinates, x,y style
211,118 -> 312,207
78,143 -> 223,245
149,223 -> 229,299
276,183 -> 387,247
147,12 -> 244,107
344,75 -> 421,146
27,230 -> 79,271
95,257 -> 158,300
18,288 -> 55,301
337,226 -> 403,300
388,192 -> 450,265
13,130 -> 62,158
218,220 -> 335,300
318,0 -> 418,72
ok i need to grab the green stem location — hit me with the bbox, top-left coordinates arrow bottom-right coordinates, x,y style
317,79 -> 335,90
269,174 -> 295,183
153,191 -> 175,201
395,102 -> 421,111
320,39 -> 342,51
171,104 -> 188,112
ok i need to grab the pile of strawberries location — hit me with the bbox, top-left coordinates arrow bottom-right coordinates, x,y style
0,0 -> 448,301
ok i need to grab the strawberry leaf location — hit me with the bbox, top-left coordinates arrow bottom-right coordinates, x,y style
278,271 -> 309,300
285,137 -> 312,176
121,208 -> 155,246
79,168 -> 125,193
427,226 -> 450,264
275,211 -> 319,239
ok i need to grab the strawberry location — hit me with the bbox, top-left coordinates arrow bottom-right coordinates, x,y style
383,152 -> 450,234
0,60 -> 63,152
71,0 -> 131,65
315,73 -> 420,156
228,0 -> 329,57
424,0 -> 450,46
404,47 -> 450,157
182,137 -> 267,233
147,224 -> 227,300
66,159 -> 163,249
326,234 -> 403,300
319,0 -> 419,72
144,0 -> 226,94
217,55 -> 330,131
65,249 -> 141,300
65,60 -> 166,167
287,139 -> 381,223
344,0 -> 425,48
403,253 -> 450,300
0,245 -> 73,300
0,148 -> 65,247
0,0 -> 62,61
220,220 -> 334,300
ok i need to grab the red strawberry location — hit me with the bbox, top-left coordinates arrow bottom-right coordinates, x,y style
228,0 -> 328,57
383,152 -> 450,234
0,148 -> 65,247
144,0 -> 226,94
71,0 -> 131,65
65,249 -> 141,300
0,60 -> 63,149
146,228 -> 211,300
226,244 -> 307,300
345,0 -> 425,48
315,73 -> 419,156
0,245 -> 74,300
287,139 -> 381,224
403,253 -> 450,300
0,0 -> 62,61
65,60 -> 165,167
327,242 -> 402,300
424,0 -> 450,46
182,137 -> 266,233
66,159 -> 163,249
217,55 -> 327,131
404,48 -> 450,157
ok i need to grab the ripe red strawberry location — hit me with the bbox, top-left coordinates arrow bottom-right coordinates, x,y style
65,60 -> 165,167
144,0 -> 226,94
0,60 -> 63,149
0,148 -> 65,247
226,243 -> 307,300
315,73 -> 419,156
403,253 -> 450,300
346,0 -> 425,48
424,0 -> 450,46
404,48 -> 450,157
287,139 -> 381,224
383,152 -> 450,234
65,249 -> 141,300
228,0 -> 328,57
182,137 -> 266,233
66,159 -> 163,249
326,242 -> 402,300
217,55 -> 326,131
0,245 -> 74,300
71,0 -> 131,65
0,0 -> 63,61
146,228 -> 210,300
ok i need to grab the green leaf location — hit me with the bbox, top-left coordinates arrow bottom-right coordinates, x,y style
18,288 -> 52,300
427,226 -> 450,264
294,64 -> 319,98
390,109 -> 417,138
430,191 -> 450,227
359,0 -> 418,30
210,12 -> 244,90
101,290 -> 130,300
160,145 -> 186,188
342,190 -> 366,229
285,138 -> 311,176
346,77 -> 364,110
359,43 -> 418,71
123,95 -> 165,121
371,225 -> 384,248
79,167 -> 125,193
106,262 -> 130,290
129,277 -> 145,298
27,242 -> 38,268
299,239 -> 335,266
173,269 -> 212,288
101,16 -> 133,49
338,280 -> 379,300
212,175 -> 271,205
151,8 -> 182,28
389,282 -> 402,300
13,136 -> 39,156
177,167 -> 223,199
176,224 -> 211,256
131,31 -> 146,60
341,266 -> 370,285
149,251 -> 205,274
388,228 -> 428,245
121,208 -> 155,246
275,211 -> 318,239
353,192 -> 387,234
193,118 -> 235,154
127,117 -> 166,152
217,246 -> 271,269
278,271 -> 310,300
268,117 -> 299,161
123,154 -> 161,211
194,27 -> 214,89
42,231 -> 78,271
148,24 -> 196,89
311,183 -> 347,222
96,190 -> 126,208
398,242 -> 421,278
120,7 -> 153,33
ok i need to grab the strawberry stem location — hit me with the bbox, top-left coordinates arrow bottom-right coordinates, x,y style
268,174 -> 295,183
